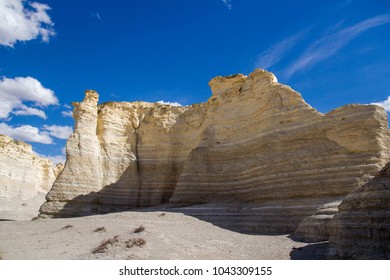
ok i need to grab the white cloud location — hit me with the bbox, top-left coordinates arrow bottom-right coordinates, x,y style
285,14 -> 390,77
0,123 -> 72,145
35,144 -> 67,164
222,0 -> 232,10
0,76 -> 58,119
46,154 -> 65,164
0,122 -> 52,144
371,96 -> 390,112
13,104 -> 47,119
0,0 -> 55,47
61,110 -> 73,118
156,100 -> 182,107
42,125 -> 73,139
255,30 -> 307,70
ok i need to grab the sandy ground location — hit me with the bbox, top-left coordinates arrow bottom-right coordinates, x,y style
0,210 -> 330,260
0,194 -> 46,221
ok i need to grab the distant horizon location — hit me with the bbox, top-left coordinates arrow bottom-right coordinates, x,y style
1,0 -> 389,163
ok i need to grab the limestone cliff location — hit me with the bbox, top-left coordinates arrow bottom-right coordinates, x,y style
0,134 -> 62,220
0,134 -> 59,200
39,69 -> 390,236
329,162 -> 390,259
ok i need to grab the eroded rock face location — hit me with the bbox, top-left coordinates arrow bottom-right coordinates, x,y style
0,134 -> 58,200
329,163 -> 390,259
0,135 -> 61,220
39,69 -> 390,236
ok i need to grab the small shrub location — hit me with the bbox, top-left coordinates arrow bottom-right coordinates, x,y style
94,227 -> 106,233
133,225 -> 145,233
158,213 -> 166,217
126,238 -> 146,248
61,225 -> 73,230
92,236 -> 119,254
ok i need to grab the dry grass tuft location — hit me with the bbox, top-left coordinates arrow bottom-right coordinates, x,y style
126,238 -> 146,248
94,227 -> 106,233
133,225 -> 145,233
61,224 -> 73,230
92,235 -> 119,254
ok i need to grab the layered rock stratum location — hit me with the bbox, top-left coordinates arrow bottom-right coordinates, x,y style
0,134 -> 62,220
329,162 -> 390,259
40,69 -> 390,238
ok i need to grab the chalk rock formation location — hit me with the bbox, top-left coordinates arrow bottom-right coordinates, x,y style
329,163 -> 390,259
0,135 -> 61,220
40,69 -> 390,236
0,134 -> 58,200
294,200 -> 341,242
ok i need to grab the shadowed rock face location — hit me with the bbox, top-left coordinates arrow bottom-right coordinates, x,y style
39,69 -> 390,237
329,163 -> 390,259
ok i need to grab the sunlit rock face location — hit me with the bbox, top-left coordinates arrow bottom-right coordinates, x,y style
39,69 -> 390,238
0,134 -> 58,200
0,134 -> 62,220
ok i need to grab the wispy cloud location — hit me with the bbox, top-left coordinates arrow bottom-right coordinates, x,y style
371,96 -> 390,112
91,12 -> 101,21
61,110 -> 73,118
35,147 -> 66,164
285,14 -> 390,77
255,30 -> 307,70
222,0 -> 232,10
335,0 -> 355,12
45,154 -> 66,164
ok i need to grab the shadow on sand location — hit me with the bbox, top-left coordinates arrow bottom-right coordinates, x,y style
289,242 -> 333,260
43,168 -> 332,259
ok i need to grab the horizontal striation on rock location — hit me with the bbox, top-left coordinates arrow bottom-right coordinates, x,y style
328,162 -> 390,259
0,134 -> 59,200
39,69 -> 390,237
0,134 -> 62,220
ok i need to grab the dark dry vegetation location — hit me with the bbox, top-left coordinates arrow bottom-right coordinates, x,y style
92,235 -> 119,254
133,225 -> 145,233
126,238 -> 146,248
93,226 -> 106,233
61,224 -> 73,230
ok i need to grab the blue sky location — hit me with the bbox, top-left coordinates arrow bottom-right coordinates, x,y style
0,0 -> 390,163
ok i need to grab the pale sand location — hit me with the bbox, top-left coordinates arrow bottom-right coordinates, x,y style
0,194 -> 46,221
0,210 -> 329,260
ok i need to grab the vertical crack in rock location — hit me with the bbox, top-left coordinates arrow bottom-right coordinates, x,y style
134,123 -> 142,207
